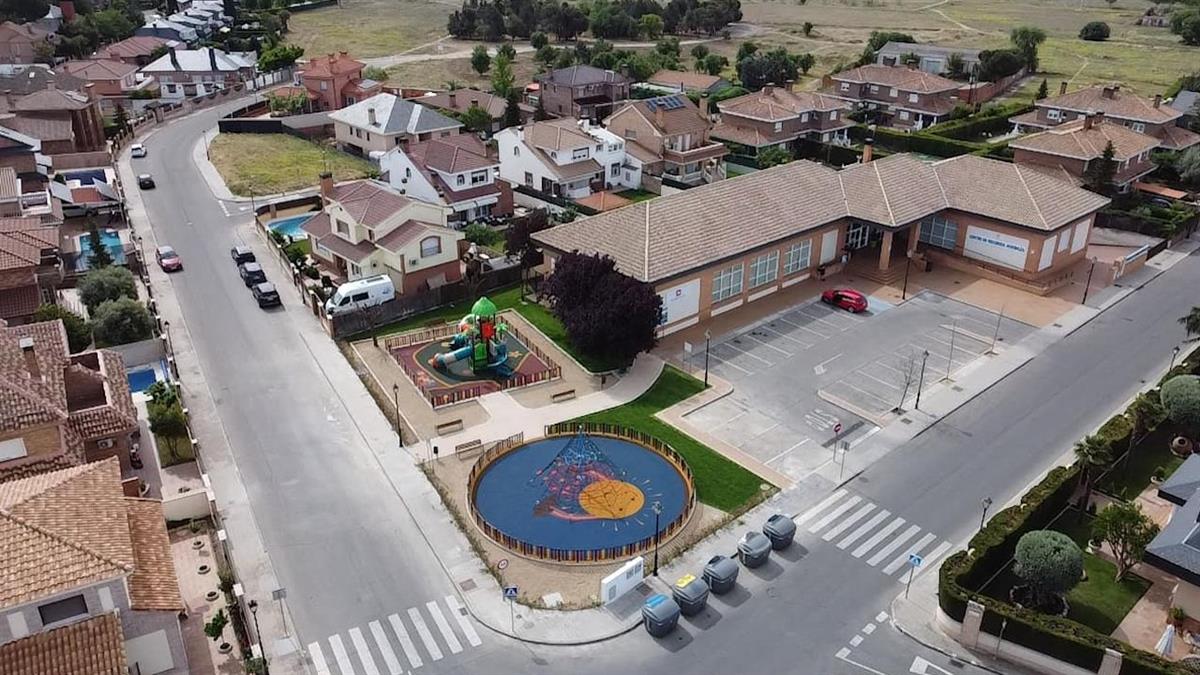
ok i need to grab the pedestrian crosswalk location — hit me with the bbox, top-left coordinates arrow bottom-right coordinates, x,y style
308,596 -> 482,675
796,489 -> 954,581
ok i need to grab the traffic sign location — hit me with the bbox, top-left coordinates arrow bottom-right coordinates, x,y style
909,553 -> 923,567
497,558 -> 509,570
833,422 -> 843,434
504,586 -> 519,599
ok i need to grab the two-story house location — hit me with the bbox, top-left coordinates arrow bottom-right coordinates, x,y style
495,117 -> 636,199
1170,90 -> 1199,131
379,134 -> 513,225
1010,83 -> 1200,152
603,94 -> 727,186
0,457 -> 188,675
301,174 -> 464,293
140,46 -> 254,100
0,21 -> 51,65
56,59 -> 157,112
300,51 -> 381,111
713,84 -> 853,152
1010,112 -> 1159,191
536,64 -> 631,121
0,126 -> 45,190
0,216 -> 59,324
134,18 -> 198,45
328,93 -> 462,157
9,84 -> 106,154
875,41 -> 980,76
826,63 -> 961,129
409,89 -> 508,135
0,320 -> 139,482
96,35 -> 177,67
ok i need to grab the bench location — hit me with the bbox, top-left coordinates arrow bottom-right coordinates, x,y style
436,419 -> 464,435
454,439 -> 483,456
551,389 -> 577,403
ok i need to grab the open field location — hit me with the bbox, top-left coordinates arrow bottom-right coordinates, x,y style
208,133 -> 374,197
287,0 -> 452,58
384,52 -> 541,89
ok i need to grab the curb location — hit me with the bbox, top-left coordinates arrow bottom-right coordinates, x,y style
888,596 -> 1006,675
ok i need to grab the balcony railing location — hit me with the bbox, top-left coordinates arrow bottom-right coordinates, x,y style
663,142 -> 728,164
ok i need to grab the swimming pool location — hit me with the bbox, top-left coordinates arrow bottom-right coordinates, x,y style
126,361 -> 166,393
266,213 -> 316,239
73,230 -> 126,271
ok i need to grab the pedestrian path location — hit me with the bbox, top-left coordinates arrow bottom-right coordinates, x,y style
794,489 -> 953,581
308,596 -> 483,675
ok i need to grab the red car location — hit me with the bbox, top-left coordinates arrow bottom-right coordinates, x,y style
156,245 -> 183,272
821,288 -> 868,313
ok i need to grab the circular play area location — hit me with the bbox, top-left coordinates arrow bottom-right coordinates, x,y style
469,425 -> 696,563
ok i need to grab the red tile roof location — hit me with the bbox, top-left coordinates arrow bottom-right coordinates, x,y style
96,35 -> 173,60
0,283 -> 39,319
302,52 -> 365,78
331,180 -> 411,228
57,59 -> 138,82
0,611 -> 127,675
831,64 -> 959,93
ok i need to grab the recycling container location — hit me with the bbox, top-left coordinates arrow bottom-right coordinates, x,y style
738,531 -> 772,568
762,513 -> 797,550
642,593 -> 681,637
702,554 -> 740,594
672,574 -> 710,616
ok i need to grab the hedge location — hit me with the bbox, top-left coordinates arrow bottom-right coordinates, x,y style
923,102 -> 1032,141
511,184 -> 600,216
851,124 -> 989,158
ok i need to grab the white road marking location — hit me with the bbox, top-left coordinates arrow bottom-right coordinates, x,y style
836,650 -> 889,675
776,315 -> 831,339
329,634 -> 357,675
765,437 -> 809,466
849,634 -> 863,646
836,647 -> 851,659
795,489 -> 848,527
867,524 -> 921,567
809,496 -> 863,534
387,613 -> 422,669
851,517 -> 905,558
862,623 -> 876,634
408,607 -> 443,661
876,611 -> 889,622
349,627 -> 381,675
759,324 -> 812,347
308,642 -> 330,675
712,354 -> 752,374
883,532 -> 937,574
717,410 -> 749,429
857,369 -> 903,391
444,595 -> 482,647
426,600 -> 463,654
721,339 -> 773,364
823,503 -> 875,541
742,331 -> 793,356
369,621 -> 402,675
839,510 -> 891,550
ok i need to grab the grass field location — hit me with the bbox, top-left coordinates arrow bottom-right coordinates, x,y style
384,53 -> 540,90
287,0 -> 453,58
209,133 -> 374,197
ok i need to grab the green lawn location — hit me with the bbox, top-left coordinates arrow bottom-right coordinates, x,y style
285,238 -> 311,257
1097,425 -> 1187,501
574,366 -> 769,512
154,430 -> 194,468
616,189 -> 657,203
209,133 -> 374,197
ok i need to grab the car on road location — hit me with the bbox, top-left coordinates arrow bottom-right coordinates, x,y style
238,261 -> 266,286
821,288 -> 868,313
251,282 -> 281,308
130,143 -> 147,158
230,245 -> 256,264
155,246 -> 182,272
137,174 -> 155,189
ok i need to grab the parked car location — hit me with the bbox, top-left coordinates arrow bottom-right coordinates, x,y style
238,262 -> 266,286
231,245 -> 256,264
137,174 -> 155,189
156,245 -> 182,272
130,143 -> 147,158
821,288 -> 868,313
252,282 -> 281,308
324,275 -> 395,317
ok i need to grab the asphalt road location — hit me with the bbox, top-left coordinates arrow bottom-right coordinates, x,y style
133,100 -> 1200,675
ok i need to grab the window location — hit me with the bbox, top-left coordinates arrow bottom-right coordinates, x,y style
513,146 -> 520,156
367,229 -> 375,241
335,219 -> 349,236
829,111 -> 838,120
0,437 -> 26,461
626,129 -> 637,140
801,112 -> 809,123
420,236 -> 441,257
840,82 -> 850,92
470,170 -> 488,185
610,163 -> 619,176
595,144 -> 602,152
917,214 -> 958,250
1047,109 -> 1061,121
395,138 -> 402,146
1132,122 -> 1145,133
404,167 -> 411,178
907,93 -> 919,103
38,595 -> 87,626
869,85 -> 879,94
457,174 -> 466,186
899,110 -> 910,121
773,121 -> 782,132
783,240 -> 812,274
351,292 -> 368,302
889,87 -> 898,98
440,131 -> 451,137
572,147 -> 588,160
524,171 -> 533,186
748,251 -> 779,288
711,263 -> 743,302
349,263 -> 361,276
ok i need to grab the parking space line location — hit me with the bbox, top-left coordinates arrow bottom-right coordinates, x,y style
794,307 -> 847,329
834,380 -> 895,408
721,340 -> 774,365
776,315 -> 831,339
717,410 -> 749,429
765,438 -> 809,465
742,332 -> 793,356
712,356 -> 752,375
855,369 -> 903,392
759,324 -> 813,347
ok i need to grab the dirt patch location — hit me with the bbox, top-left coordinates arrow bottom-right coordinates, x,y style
287,0 -> 454,58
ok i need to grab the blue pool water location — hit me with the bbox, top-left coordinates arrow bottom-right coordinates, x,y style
126,366 -> 160,393
73,231 -> 126,271
267,214 -> 316,239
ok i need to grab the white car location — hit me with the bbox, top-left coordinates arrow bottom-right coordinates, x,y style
130,143 -> 147,158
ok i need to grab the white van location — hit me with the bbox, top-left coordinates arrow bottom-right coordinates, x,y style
325,275 -> 395,316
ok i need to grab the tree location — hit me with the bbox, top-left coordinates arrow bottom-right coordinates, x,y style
1083,140 -> 1117,195
895,350 -> 921,411
204,609 -> 229,644
977,48 -> 1025,82
490,53 -> 516,99
802,21 -> 813,36
1092,502 -> 1160,581
699,53 -> 728,76
362,66 -> 389,82
258,43 -> 303,71
795,52 -> 815,75
656,36 -> 681,58
735,40 -> 758,64
866,30 -> 914,52
0,0 -> 49,22
554,49 -> 575,69
32,305 -> 92,353
146,381 -> 179,410
549,3 -> 588,41
1073,434 -> 1111,517
1010,25 -> 1047,71
78,266 -> 136,312
461,104 -> 493,132
1172,9 -> 1200,46
497,42 -> 517,61
639,13 -> 663,39
148,400 -> 188,461
691,44 -> 709,60
737,47 -> 798,90
757,145 -> 791,168
1162,375 -> 1200,437
91,298 -> 153,347
505,208 -> 550,295
1179,146 -> 1200,186
1036,77 -> 1049,100
470,45 -> 491,75
1125,392 -> 1167,467
531,30 -> 548,49
113,103 -> 130,134
946,52 -> 966,80
1013,530 -> 1083,610
86,220 -> 114,269
503,91 -> 522,127
1079,21 -> 1111,41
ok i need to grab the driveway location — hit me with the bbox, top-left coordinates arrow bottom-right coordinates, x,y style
682,291 -> 1032,481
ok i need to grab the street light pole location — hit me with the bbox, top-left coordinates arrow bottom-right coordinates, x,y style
703,330 -> 711,387
901,252 -> 912,301
945,318 -> 958,380
979,497 -> 993,531
915,350 -> 929,410
392,383 -> 402,449
1081,257 -> 1097,305
248,600 -> 270,675
652,501 -> 662,576
1171,345 -> 1182,371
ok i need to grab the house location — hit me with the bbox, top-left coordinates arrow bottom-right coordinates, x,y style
1145,456 -> 1200,619
533,152 -> 1109,335
134,18 -> 198,45
140,46 -> 254,100
8,84 -> 106,153
875,41 -> 980,76
712,84 -> 853,152
495,117 -> 637,199
0,215 -> 59,324
0,63 -> 84,106
1011,112 -> 1160,191
299,51 -> 381,111
1169,90 -> 1199,131
644,69 -> 731,95
0,21 -> 51,65
536,64 -> 631,121
300,174 -> 464,293
825,63 -> 962,129
408,89 -> 508,134
603,94 -> 727,186
165,12 -> 211,38
379,134 -> 513,225
1010,83 -> 1200,152
0,458 -> 188,675
0,320 -> 139,481
95,35 -> 177,67
328,93 -> 461,157
56,58 -> 157,107
0,124 -> 46,186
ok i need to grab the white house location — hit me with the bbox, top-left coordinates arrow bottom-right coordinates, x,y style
495,117 -> 639,200
379,134 -> 512,225
139,46 -> 254,100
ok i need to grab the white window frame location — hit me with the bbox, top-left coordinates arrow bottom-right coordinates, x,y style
1132,122 -> 1146,133
1047,109 -> 1061,121
773,121 -> 782,132
470,170 -> 488,185
571,147 -> 588,160
420,236 -> 441,258
711,263 -> 743,303
840,82 -> 850,92
748,251 -> 779,289
830,110 -> 838,120
783,240 -> 812,274
889,87 -> 898,98
907,92 -> 919,103
869,84 -> 879,94
801,112 -> 809,123
899,110 -> 910,121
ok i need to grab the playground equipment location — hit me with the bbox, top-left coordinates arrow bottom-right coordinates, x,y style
429,296 -> 514,378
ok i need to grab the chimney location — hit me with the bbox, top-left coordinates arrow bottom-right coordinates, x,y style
1102,85 -> 1117,99
209,47 -> 218,72
168,46 -> 179,70
84,82 -> 95,102
60,0 -> 76,21
448,92 -> 456,108
1059,81 -> 1068,96
18,337 -> 39,380
1094,111 -> 1105,125
762,84 -> 773,96
785,79 -> 796,92
1154,94 -> 1162,108
339,50 -> 348,58
698,93 -> 708,121
328,53 -> 335,63
319,171 -> 334,204
470,97 -> 478,109
367,107 -> 376,126
862,124 -> 876,163
1083,111 -> 1094,130
654,102 -> 664,128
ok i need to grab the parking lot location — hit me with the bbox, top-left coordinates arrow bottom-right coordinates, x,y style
681,291 -> 1033,482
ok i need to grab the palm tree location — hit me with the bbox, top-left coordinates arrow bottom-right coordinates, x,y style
1180,307 -> 1200,340
1124,393 -> 1165,469
1074,434 -> 1112,519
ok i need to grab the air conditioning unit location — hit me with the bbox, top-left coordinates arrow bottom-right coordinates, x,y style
97,438 -> 115,450
409,259 -> 419,266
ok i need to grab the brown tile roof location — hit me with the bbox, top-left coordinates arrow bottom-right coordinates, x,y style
539,64 -> 629,86
1011,118 -> 1159,160
0,114 -> 74,142
1160,124 -> 1200,152
414,89 -> 506,119
535,149 -> 602,180
0,611 -> 126,675
575,190 -> 632,212
1008,109 -> 1050,129
524,117 -> 595,151
302,52 -> 365,79
718,87 -> 850,122
623,140 -> 660,163
620,95 -> 710,137
831,64 -> 959,93
534,153 -> 1109,282
299,211 -> 331,238
0,21 -> 49,43
374,219 -> 443,253
429,173 -> 501,203
315,232 -> 376,263
13,88 -> 91,113
0,283 -> 39,319
125,498 -> 184,611
56,59 -> 138,82
647,69 -> 725,92
271,84 -> 316,101
408,135 -> 493,173
709,122 -> 779,147
0,321 -> 70,433
96,35 -> 172,60
1036,85 -> 1180,124
332,180 -> 411,228
66,351 -> 136,441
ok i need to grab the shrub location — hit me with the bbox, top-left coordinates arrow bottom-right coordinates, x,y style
463,222 -> 503,248
78,266 -> 137,312
1014,530 -> 1083,609
1162,375 -> 1200,436
91,298 -> 153,347
1092,501 -> 1159,581
32,304 -> 92,353
1079,21 -> 1110,41
148,401 -> 188,462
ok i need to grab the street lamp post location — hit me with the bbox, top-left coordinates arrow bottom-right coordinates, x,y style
392,383 -> 402,449
703,330 -> 711,387
901,252 -> 912,301
652,501 -> 662,576
1171,345 -> 1182,371
1081,257 -> 1097,305
979,497 -> 993,531
248,599 -> 270,675
915,350 -> 929,410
